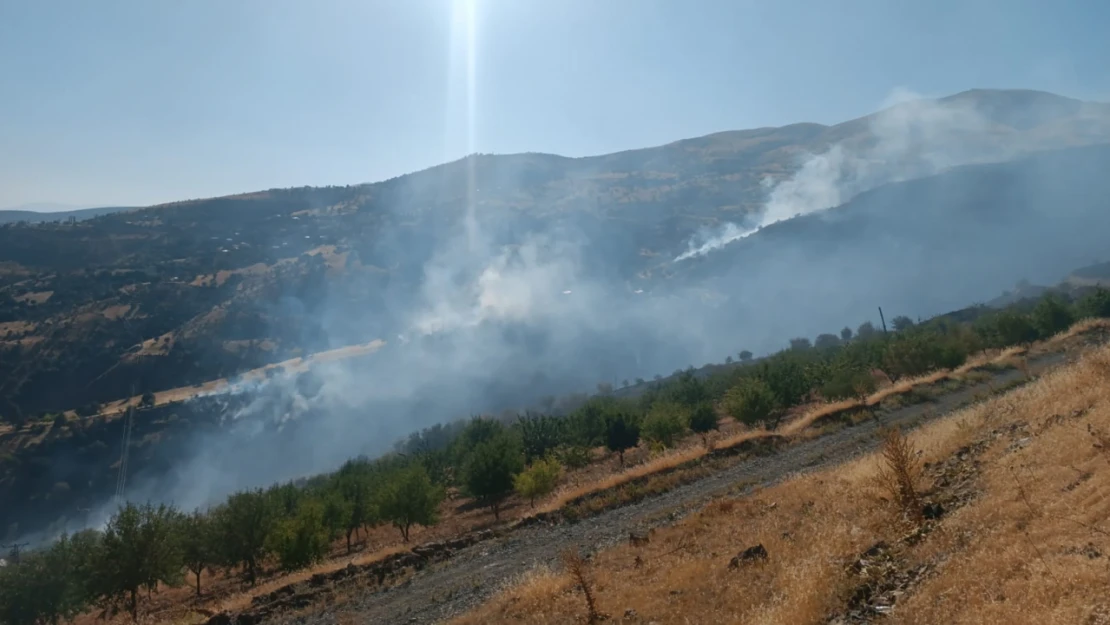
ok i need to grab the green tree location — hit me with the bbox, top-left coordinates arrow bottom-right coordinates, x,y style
891,315 -> 916,332
320,489 -> 351,544
762,357 -> 811,415
604,412 -> 640,466
214,489 -> 276,586
789,337 -> 812,351
840,327 -> 853,342
517,412 -> 567,464
722,378 -> 776,426
688,402 -> 719,440
974,310 -> 1038,347
462,433 -> 525,519
513,457 -> 562,507
857,321 -> 879,339
641,402 -> 688,448
378,465 -> 444,542
1076,287 -> 1110,319
100,503 -> 184,621
67,529 -> 107,614
0,532 -> 97,625
814,333 -> 841,350
267,499 -> 330,572
179,510 -> 217,597
452,417 -> 506,465
738,350 -> 753,362
267,481 -> 303,519
1031,294 -> 1075,338
336,468 -> 378,554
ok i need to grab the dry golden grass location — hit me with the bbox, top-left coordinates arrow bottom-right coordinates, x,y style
34,321 -> 1110,624
539,444 -> 708,513
776,399 -> 860,437
1047,315 -> 1110,343
452,342 -> 1110,625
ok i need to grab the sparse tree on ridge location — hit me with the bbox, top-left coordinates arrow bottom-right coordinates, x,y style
641,402 -> 688,448
462,433 -> 525,520
722,378 -> 776,426
214,489 -> 275,586
513,457 -> 562,508
378,465 -> 444,542
604,412 -> 640,466
100,502 -> 184,621
179,510 -> 217,597
891,316 -> 915,332
688,402 -> 719,442
815,333 -> 841,350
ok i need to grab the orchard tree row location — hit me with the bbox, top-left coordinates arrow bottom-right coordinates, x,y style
3,288 -> 1108,624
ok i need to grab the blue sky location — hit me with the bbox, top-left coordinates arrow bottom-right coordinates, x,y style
1,0 -> 1107,208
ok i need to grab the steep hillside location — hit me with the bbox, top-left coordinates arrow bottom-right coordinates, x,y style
2,89 -> 1109,422
453,341 -> 1110,625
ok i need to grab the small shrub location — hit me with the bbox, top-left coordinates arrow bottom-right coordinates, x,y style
688,402 -> 719,440
641,402 -> 688,448
514,457 -> 562,507
1031,294 -> 1075,338
722,378 -> 776,425
555,445 -> 592,470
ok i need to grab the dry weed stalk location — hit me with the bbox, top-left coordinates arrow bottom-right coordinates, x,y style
1006,466 -> 1063,588
561,550 -> 602,624
875,428 -> 924,525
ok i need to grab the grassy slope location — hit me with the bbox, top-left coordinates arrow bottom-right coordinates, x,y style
451,334 -> 1110,625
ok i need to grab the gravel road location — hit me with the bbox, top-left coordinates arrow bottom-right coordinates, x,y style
282,349 -> 1075,625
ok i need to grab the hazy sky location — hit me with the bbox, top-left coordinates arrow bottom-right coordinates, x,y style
1,0 -> 1107,208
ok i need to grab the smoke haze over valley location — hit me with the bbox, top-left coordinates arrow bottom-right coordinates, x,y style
3,88 -> 1110,544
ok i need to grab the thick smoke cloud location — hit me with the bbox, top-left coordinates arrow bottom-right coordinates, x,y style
41,88 -> 1110,542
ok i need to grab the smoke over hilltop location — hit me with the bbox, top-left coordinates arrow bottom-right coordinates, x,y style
35,89 -> 1110,541
675,88 -> 1106,261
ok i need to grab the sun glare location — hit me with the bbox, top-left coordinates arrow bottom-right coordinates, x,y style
448,0 -> 480,248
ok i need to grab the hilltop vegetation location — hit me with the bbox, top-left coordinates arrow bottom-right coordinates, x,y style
1,286 -> 1108,624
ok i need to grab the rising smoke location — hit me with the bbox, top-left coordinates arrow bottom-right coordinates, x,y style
673,88 -> 1082,261
31,88 -> 1110,542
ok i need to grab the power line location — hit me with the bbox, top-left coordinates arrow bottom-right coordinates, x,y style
114,385 -> 136,504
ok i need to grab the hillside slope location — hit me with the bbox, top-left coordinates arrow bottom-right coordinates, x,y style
451,341 -> 1110,625
2,89 -> 1109,422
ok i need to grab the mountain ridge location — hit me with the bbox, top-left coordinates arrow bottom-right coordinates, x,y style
1,87 -> 1109,420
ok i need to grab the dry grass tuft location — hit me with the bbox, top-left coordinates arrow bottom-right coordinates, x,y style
540,444 -> 708,513
561,550 -> 603,624
874,428 -> 924,526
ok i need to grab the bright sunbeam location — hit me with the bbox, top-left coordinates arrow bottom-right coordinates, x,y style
447,0 -> 480,249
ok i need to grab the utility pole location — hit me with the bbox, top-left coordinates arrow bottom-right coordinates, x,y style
878,306 -> 888,334
3,542 -> 28,566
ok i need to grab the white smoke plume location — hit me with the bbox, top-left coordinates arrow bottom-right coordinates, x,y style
673,88 -> 1025,261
